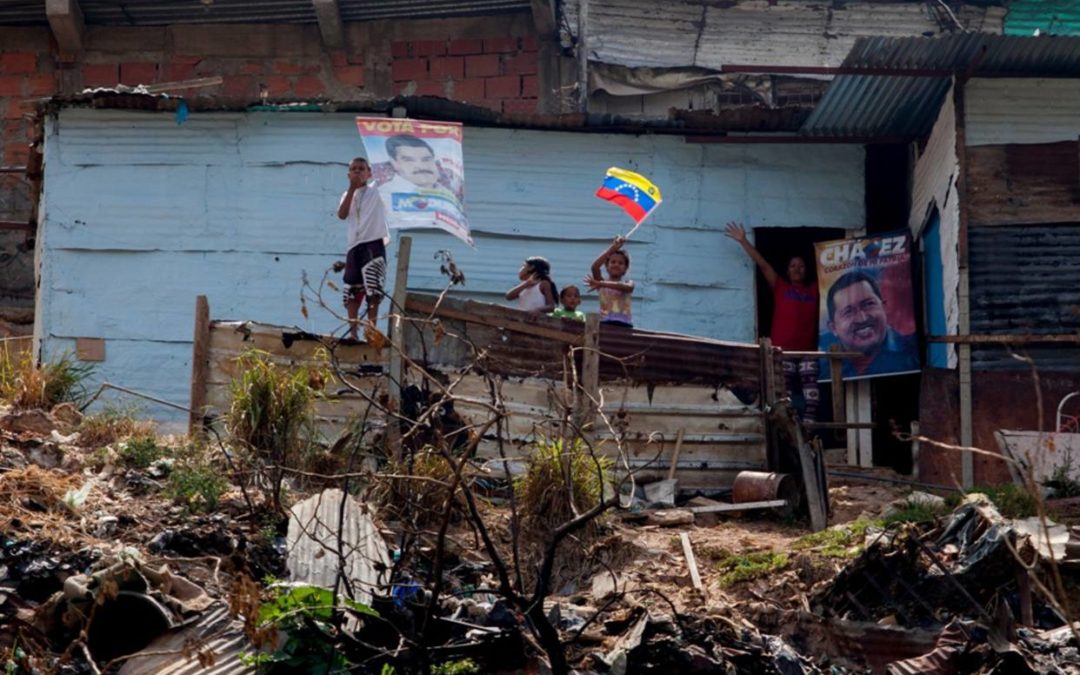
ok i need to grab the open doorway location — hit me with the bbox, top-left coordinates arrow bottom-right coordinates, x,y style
753,226 -> 846,440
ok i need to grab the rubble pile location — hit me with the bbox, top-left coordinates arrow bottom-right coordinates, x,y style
2,400 -> 1080,674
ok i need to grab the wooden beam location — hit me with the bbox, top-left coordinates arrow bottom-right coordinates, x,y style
312,0 -> 345,49
829,345 -> 845,426
929,334 -> 1080,344
189,295 -> 210,438
576,0 -> 589,113
46,0 -> 85,56
405,296 -> 583,346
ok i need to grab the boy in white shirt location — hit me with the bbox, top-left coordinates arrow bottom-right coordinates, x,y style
336,157 -> 390,340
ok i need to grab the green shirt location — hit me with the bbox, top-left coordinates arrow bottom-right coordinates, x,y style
550,307 -> 585,322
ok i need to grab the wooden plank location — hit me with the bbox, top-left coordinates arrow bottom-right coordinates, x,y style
75,337 -> 105,362
688,499 -> 786,513
966,142 -> 1080,227
388,236 -> 412,462
846,383 -> 858,465
666,429 -> 685,481
189,295 -> 210,437
406,296 -> 583,346
679,533 -> 703,592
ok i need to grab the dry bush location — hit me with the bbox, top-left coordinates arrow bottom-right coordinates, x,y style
77,406 -> 156,447
369,448 -> 471,528
226,349 -> 328,511
517,437 -> 610,538
0,349 -> 92,410
0,465 -> 85,534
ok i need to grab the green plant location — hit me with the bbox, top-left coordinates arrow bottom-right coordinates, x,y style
1044,460 -> 1080,499
244,584 -> 378,674
226,349 -> 328,511
433,659 -> 480,675
715,551 -> 789,587
118,435 -> 162,468
167,446 -> 227,513
793,518 -> 879,558
882,499 -> 950,526
0,349 -> 93,410
945,484 -> 1039,519
516,437 -> 611,537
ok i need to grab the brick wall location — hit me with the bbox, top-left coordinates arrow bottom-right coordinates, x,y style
390,35 -> 539,113
0,15 -> 542,307
0,16 -> 542,224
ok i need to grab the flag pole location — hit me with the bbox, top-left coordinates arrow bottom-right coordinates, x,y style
622,207 -> 657,240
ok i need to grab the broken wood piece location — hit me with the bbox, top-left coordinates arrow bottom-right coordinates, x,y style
644,509 -> 694,527
666,429 -> 685,481
143,76 -> 224,93
680,532 -> 703,591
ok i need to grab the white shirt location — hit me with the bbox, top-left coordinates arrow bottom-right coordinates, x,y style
339,185 -> 390,251
517,283 -> 548,311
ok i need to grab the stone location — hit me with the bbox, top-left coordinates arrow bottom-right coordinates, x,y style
0,409 -> 57,436
51,403 -> 84,432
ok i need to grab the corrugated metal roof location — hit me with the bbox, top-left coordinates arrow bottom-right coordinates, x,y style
965,77 -> 1080,145
0,0 -> 529,26
560,0 -> 1005,71
802,34 -> 1080,138
1005,0 -> 1080,37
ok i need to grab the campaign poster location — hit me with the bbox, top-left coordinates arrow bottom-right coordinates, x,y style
354,117 -> 473,246
816,231 -> 920,382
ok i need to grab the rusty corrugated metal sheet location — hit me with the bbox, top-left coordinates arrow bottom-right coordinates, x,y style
407,292 -> 776,396
968,224 -> 1080,371
560,0 -> 1004,71
118,602 -> 254,675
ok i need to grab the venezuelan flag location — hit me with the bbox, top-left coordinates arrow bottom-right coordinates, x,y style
595,167 -> 662,223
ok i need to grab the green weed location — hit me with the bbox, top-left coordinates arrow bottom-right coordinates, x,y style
715,551 -> 789,587
516,437 -> 611,537
793,518 -> 879,558
167,445 -> 227,513
118,435 -> 162,469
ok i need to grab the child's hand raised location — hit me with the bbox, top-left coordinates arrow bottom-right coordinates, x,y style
611,236 -> 626,250
583,276 -> 602,290
523,274 -> 540,287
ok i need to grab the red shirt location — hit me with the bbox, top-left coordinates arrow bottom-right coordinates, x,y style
770,279 -> 819,351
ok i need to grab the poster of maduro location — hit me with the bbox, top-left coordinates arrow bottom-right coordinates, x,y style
355,117 -> 473,246
816,231 -> 920,381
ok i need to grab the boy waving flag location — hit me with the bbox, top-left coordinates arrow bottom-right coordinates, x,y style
595,167 -> 663,235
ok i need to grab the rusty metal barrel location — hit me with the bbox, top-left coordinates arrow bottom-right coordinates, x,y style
732,471 -> 800,517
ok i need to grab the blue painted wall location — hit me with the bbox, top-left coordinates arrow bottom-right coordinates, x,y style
39,109 -> 864,424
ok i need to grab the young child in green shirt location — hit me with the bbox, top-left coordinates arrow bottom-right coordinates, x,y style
550,285 -> 585,321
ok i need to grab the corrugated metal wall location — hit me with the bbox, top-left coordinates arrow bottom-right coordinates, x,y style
38,109 -> 863,423
965,78 -> 1080,146
969,224 -> 1080,370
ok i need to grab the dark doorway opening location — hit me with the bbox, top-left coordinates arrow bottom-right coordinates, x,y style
753,226 -> 846,440
866,143 -> 918,474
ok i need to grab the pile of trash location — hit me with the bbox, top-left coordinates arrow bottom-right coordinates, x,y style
3,398 -> 1080,674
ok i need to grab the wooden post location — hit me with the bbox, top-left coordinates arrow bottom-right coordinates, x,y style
188,295 -> 210,438
666,429 -> 685,481
829,344 -> 845,425
576,0 -> 589,113
577,314 -> 600,436
759,338 -> 779,471
388,236 -> 412,462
